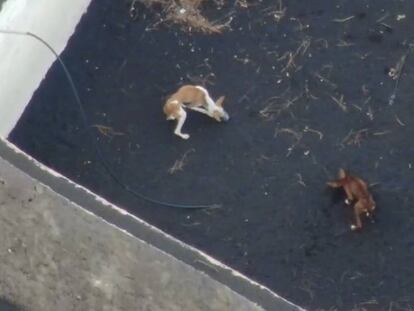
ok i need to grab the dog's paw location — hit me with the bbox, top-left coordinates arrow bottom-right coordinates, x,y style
175,132 -> 190,140
350,224 -> 357,231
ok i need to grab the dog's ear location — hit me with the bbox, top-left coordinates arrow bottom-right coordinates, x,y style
338,168 -> 346,179
216,96 -> 225,107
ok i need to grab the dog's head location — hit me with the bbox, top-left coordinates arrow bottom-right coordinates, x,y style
211,96 -> 230,122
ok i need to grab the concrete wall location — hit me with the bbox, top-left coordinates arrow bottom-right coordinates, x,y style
0,0 -> 92,136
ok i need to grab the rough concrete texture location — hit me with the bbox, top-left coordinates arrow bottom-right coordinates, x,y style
0,157 -> 265,311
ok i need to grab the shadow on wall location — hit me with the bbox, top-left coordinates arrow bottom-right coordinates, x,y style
0,0 -> 7,9
0,298 -> 22,311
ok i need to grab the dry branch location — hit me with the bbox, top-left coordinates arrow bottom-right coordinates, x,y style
137,0 -> 232,33
260,93 -> 302,120
168,148 -> 195,174
92,124 -> 125,138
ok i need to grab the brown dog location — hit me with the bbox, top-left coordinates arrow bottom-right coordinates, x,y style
327,169 -> 376,230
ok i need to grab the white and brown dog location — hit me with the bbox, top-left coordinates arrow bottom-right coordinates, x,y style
163,85 -> 229,139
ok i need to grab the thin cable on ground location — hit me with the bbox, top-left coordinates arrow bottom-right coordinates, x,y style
0,29 -> 220,209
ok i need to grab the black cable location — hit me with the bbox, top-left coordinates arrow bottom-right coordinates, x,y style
0,29 -> 221,209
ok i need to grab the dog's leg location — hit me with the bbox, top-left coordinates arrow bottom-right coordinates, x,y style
204,92 -> 216,108
351,203 -> 363,230
343,186 -> 354,205
174,109 -> 190,140
189,106 -> 211,116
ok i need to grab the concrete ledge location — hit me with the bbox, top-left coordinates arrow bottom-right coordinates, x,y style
0,139 -> 302,311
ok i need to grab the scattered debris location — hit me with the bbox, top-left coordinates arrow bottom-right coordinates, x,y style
138,0 -> 233,33
92,124 -> 125,138
341,128 -> 395,147
314,38 -> 329,49
262,0 -> 286,22
129,0 -> 139,19
296,173 -> 306,187
235,0 -> 249,9
274,127 -> 303,157
395,115 -> 406,127
274,127 -> 302,141
396,14 -> 406,21
298,279 -> 316,301
388,43 -> 413,105
388,53 -> 408,80
313,64 -> 337,89
372,130 -> 392,136
341,129 -> 369,146
332,15 -> 355,23
330,94 -> 347,112
304,80 -> 318,100
260,93 -> 302,120
278,37 -> 311,73
379,22 -> 393,32
303,126 -> 323,140
168,148 -> 195,174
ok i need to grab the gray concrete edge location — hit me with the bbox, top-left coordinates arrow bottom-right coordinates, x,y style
0,138 -> 304,311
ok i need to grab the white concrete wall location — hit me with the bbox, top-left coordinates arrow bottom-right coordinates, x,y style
0,0 -> 92,136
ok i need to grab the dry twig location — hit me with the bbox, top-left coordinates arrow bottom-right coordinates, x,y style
388,53 -> 408,80
313,64 -> 337,89
140,0 -> 232,33
330,94 -> 347,112
296,173 -> 306,187
341,129 -> 369,146
260,93 -> 302,120
274,128 -> 303,157
168,148 -> 195,174
92,124 -> 124,138
332,15 -> 355,23
278,37 -> 311,73
262,0 -> 286,22
395,115 -> 406,127
303,126 -> 323,140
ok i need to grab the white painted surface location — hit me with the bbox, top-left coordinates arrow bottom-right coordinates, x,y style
0,0 -> 92,136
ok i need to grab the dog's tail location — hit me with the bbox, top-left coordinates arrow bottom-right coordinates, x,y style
326,180 -> 343,188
